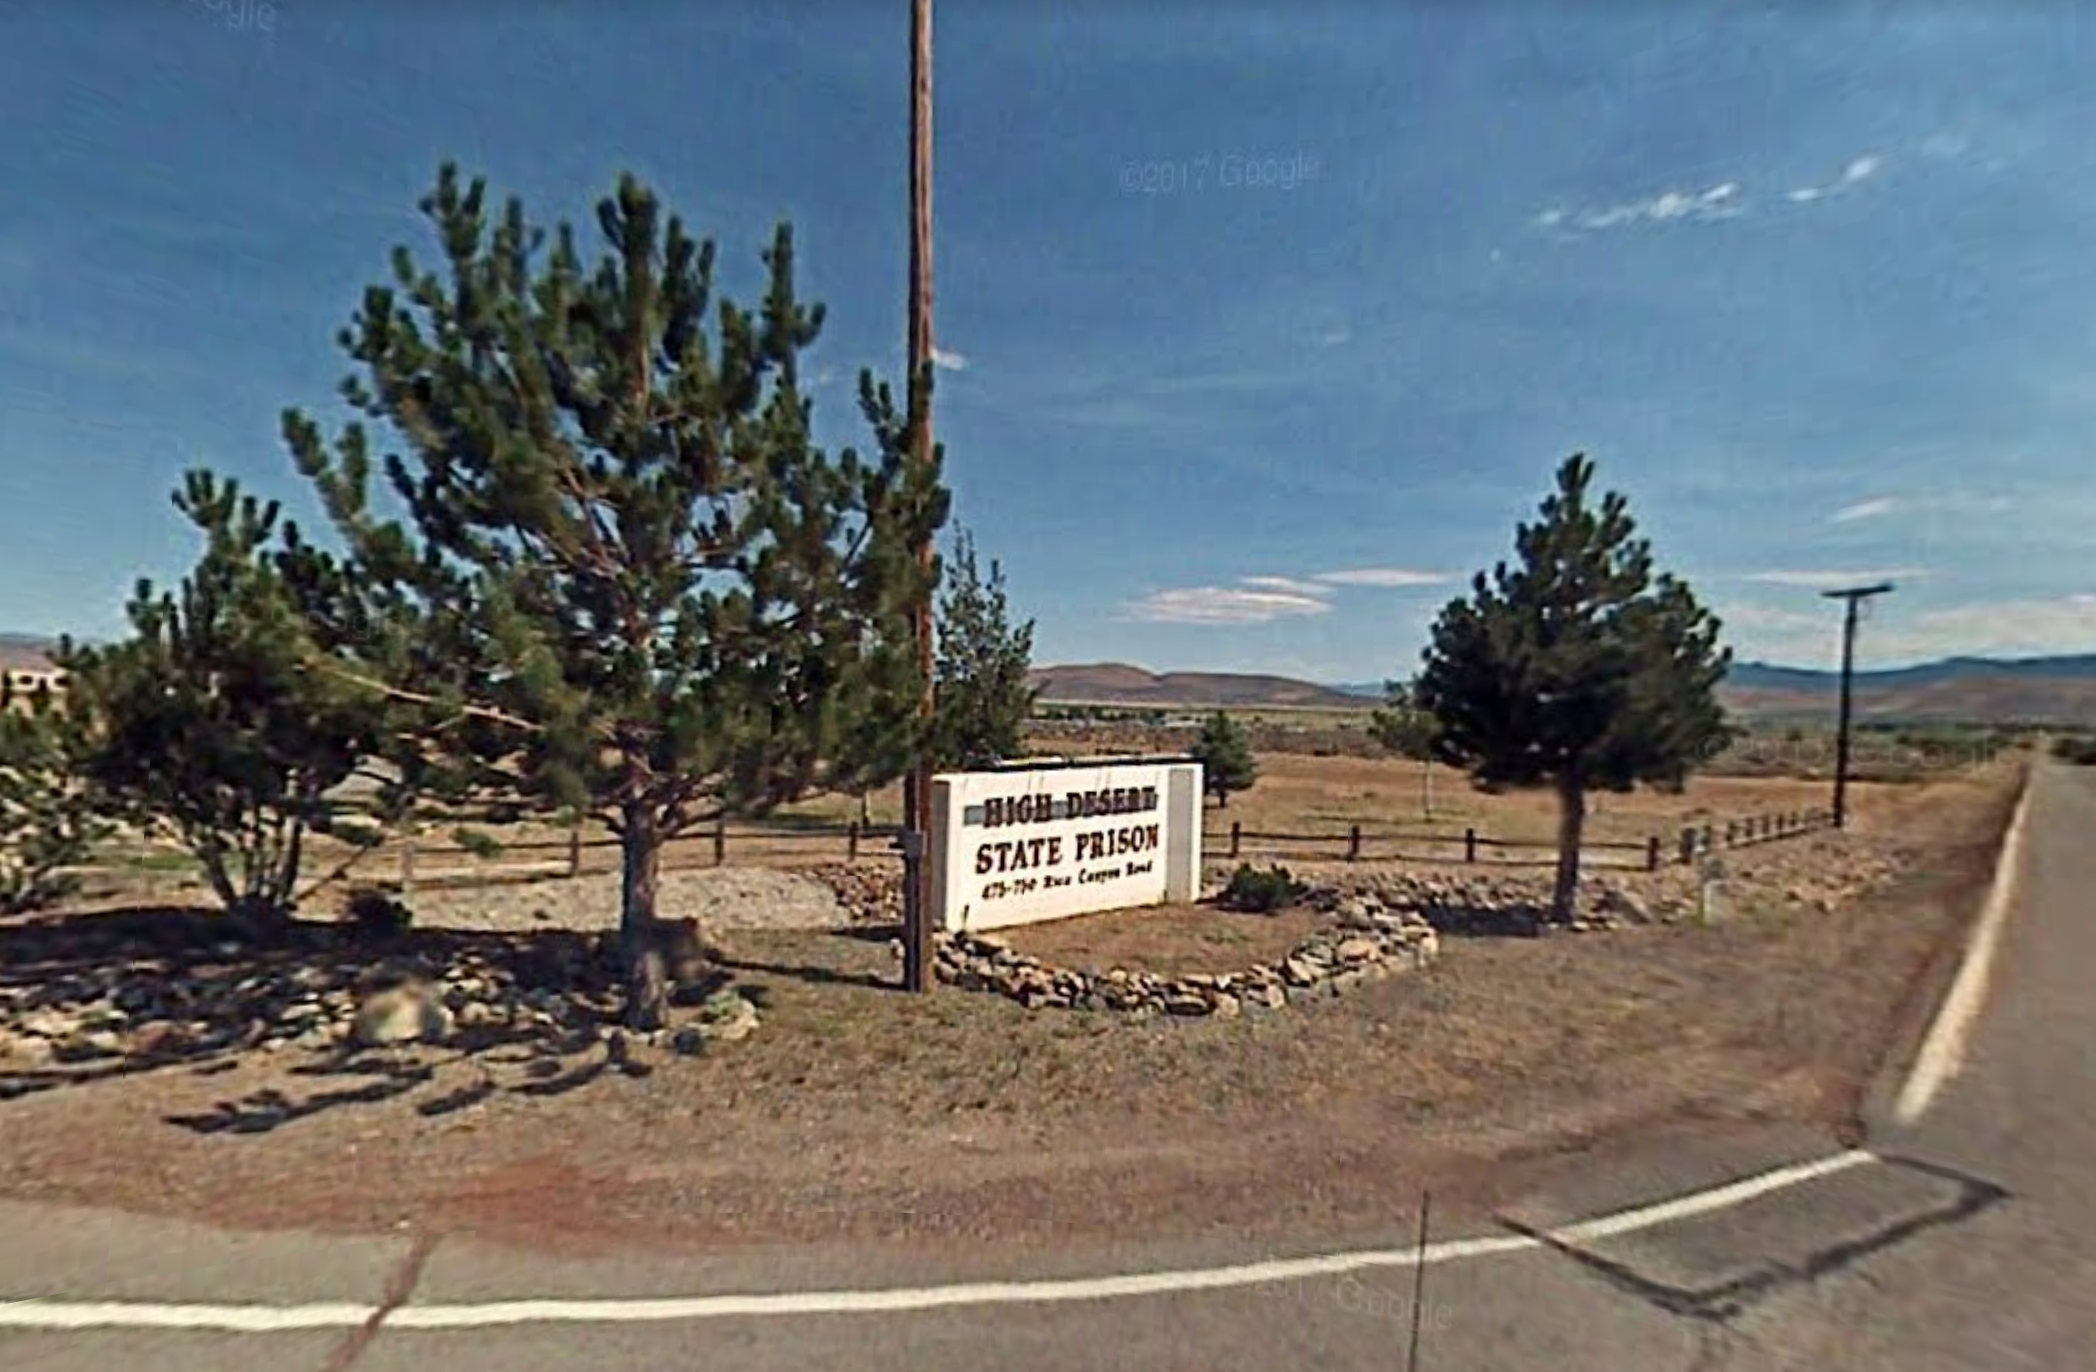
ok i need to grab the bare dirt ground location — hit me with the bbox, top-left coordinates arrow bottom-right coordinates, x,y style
0,759 -> 2020,1257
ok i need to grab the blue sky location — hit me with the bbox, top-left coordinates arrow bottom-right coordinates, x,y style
3,1 -> 2094,679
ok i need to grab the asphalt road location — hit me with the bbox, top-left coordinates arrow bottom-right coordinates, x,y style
2,761 -> 2087,1371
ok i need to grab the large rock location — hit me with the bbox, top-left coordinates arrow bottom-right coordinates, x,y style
694,990 -> 761,1043
351,985 -> 454,1047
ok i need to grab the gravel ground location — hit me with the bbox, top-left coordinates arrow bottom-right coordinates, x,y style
400,865 -> 855,934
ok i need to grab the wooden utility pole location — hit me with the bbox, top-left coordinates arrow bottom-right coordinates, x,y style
1822,582 -> 1893,829
899,0 -> 936,992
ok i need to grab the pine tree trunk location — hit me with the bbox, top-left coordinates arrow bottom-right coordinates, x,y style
1218,788 -> 1230,810
620,803 -> 671,1031
1420,758 -> 1434,818
1550,776 -> 1587,926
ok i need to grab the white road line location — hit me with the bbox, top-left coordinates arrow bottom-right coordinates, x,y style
0,1151 -> 1885,1331
1552,1149 -> 1875,1243
1892,769 -> 2036,1124
0,1300 -> 373,1332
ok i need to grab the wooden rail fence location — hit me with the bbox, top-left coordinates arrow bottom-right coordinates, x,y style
1214,806 -> 1837,871
66,806 -> 1838,891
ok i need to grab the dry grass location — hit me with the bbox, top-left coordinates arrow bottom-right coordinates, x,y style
0,761 -> 2023,1255
74,747 -> 1965,908
1002,902 -> 1332,978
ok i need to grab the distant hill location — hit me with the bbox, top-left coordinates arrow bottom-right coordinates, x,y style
1720,654 -> 2096,724
0,633 -> 58,673
1028,663 -> 1367,711
1032,655 -> 2096,724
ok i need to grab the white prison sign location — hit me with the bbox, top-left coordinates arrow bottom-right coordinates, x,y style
929,758 -> 1204,933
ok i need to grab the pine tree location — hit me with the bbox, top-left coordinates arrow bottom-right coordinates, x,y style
1415,454 -> 1732,924
278,164 -> 946,1027
933,525 -> 1037,769
1190,711 -> 1258,807
54,473 -> 392,929
0,675 -> 112,915
1369,679 -> 1443,817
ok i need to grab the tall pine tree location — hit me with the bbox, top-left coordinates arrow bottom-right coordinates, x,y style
933,525 -> 1037,769
1415,455 -> 1731,923
279,164 -> 947,1027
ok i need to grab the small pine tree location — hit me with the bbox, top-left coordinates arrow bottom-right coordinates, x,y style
1191,711 -> 1258,807
0,675 -> 112,915
933,525 -> 1038,769
1369,678 -> 1443,817
1416,454 -> 1733,923
54,473 -> 391,929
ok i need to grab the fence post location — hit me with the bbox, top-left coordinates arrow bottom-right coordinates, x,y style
1347,824 -> 1362,862
1679,826 -> 1696,864
713,815 -> 727,867
1646,835 -> 1661,872
1230,821 -> 1241,859
1724,820 -> 1737,846
1464,827 -> 1478,864
566,822 -> 582,880
848,821 -> 860,861
1701,823 -> 1715,854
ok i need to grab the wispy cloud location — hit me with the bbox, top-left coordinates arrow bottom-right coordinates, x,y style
1744,567 -> 1928,589
1122,564 -> 1452,624
1541,150 -> 1895,238
1828,493 -> 2013,524
1536,181 -> 1742,234
1830,496 -> 1901,523
931,346 -> 968,372
1312,567 -> 1454,588
1239,575 -> 1330,595
1122,584 -> 1333,625
1787,153 -> 1884,203
1319,327 -> 1353,347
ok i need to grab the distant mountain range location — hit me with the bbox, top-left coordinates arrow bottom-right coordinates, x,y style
11,630 -> 2096,724
1032,656 -> 2096,725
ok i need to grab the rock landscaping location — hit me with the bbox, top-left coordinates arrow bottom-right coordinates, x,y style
0,918 -> 764,1082
0,825 -> 1907,1075
933,887 -> 1440,1016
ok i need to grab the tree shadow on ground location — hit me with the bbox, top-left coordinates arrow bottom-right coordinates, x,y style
0,903 -> 764,1129
1407,900 -> 1553,938
713,948 -> 893,992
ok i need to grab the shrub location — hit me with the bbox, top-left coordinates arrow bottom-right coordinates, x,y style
1221,862 -> 1305,913
451,826 -> 503,859
2053,736 -> 2096,766
346,886 -> 413,938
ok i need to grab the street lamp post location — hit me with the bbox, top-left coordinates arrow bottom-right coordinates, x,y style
1821,582 -> 1894,829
